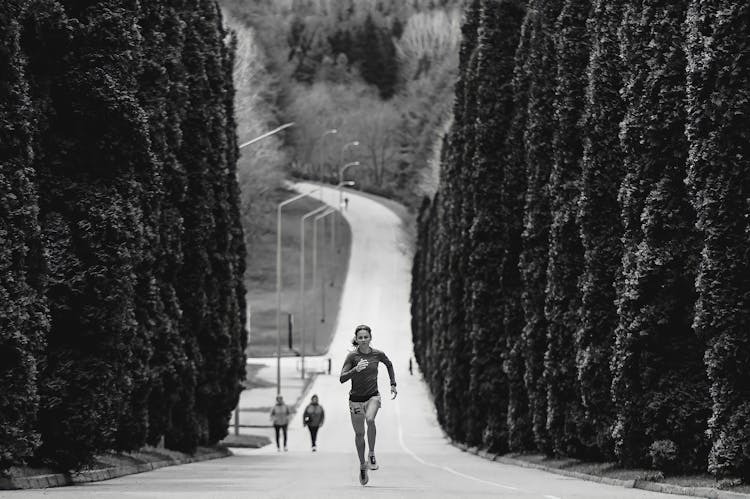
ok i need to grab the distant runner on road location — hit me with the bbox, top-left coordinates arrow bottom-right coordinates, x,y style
339,324 -> 397,486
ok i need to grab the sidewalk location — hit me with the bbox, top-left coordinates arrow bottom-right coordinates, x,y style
226,355 -> 334,446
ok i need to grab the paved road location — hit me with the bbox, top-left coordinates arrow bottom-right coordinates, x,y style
1,184 -> 688,499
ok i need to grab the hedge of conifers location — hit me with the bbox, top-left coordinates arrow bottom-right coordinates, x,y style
0,0 -> 246,471
411,0 -> 750,480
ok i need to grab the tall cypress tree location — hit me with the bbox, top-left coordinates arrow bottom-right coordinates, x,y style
0,0 -> 49,470
429,189 -> 448,427
458,0 -> 485,448
577,0 -> 624,459
464,0 -> 527,453
613,0 -> 709,471
544,0 -> 591,458
132,0 -> 191,449
171,0 -> 247,447
520,0 -> 562,456
225,30 -> 249,443
439,0 -> 480,443
201,7 -> 247,443
500,0 -> 533,449
113,0 -> 171,452
196,0 -> 232,442
438,150 -> 471,442
170,1 -> 216,450
418,192 -> 438,420
505,2 -> 544,453
685,0 -> 750,480
143,0 -> 191,448
410,196 -> 432,375
26,0 -> 151,469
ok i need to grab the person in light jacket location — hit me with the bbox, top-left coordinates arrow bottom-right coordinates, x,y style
302,394 -> 325,451
269,395 -> 291,451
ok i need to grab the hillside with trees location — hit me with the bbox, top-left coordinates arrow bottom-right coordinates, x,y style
411,0 -> 750,481
219,0 -> 462,207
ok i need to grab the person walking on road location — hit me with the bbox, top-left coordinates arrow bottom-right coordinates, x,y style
302,394 -> 325,451
339,324 -> 397,486
270,395 -> 291,451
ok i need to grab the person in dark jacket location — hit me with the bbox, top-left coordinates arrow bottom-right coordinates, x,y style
302,394 -> 325,451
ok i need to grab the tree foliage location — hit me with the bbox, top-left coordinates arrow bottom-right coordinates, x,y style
612,0 -> 709,471
466,0 -> 527,452
29,0 -> 149,469
685,0 -> 750,480
412,0 -> 740,478
576,0 -> 624,459
544,0 -> 590,458
520,0 -> 562,456
1,0 -> 247,471
0,0 -> 48,469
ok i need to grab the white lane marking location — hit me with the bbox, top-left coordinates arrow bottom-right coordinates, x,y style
545,496 -> 562,499
394,399 -> 520,491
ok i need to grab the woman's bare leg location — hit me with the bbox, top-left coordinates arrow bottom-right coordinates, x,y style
350,411 -> 366,467
365,397 -> 380,454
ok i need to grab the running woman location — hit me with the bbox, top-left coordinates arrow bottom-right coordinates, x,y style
339,324 -> 397,486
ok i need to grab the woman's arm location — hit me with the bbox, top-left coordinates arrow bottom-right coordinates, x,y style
379,351 -> 397,387
340,353 -> 368,382
340,354 -> 355,383
380,351 -> 398,399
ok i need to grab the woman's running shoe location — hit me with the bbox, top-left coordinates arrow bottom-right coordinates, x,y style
359,467 -> 369,486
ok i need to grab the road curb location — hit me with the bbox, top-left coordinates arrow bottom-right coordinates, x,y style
0,447 -> 231,490
446,439 -> 750,498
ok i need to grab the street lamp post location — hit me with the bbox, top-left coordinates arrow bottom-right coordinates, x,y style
233,121 -> 295,429
339,140 -> 359,183
334,165 -> 359,254
239,122 -> 295,149
322,128 -> 338,139
300,205 -> 330,380
276,187 -> 319,394
312,207 -> 336,353
338,161 -> 360,207
340,140 -> 359,165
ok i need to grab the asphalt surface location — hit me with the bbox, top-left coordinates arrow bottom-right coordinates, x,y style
0,184 -> 690,499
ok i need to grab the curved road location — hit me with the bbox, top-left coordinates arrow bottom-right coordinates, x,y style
3,183 -> 688,498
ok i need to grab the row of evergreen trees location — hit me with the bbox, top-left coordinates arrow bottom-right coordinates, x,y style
0,0 -> 247,471
411,0 -> 750,479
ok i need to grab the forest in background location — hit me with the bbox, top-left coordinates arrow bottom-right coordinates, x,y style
412,0 -> 750,482
219,0 -> 461,224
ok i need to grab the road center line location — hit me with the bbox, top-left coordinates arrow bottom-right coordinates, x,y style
394,399 -> 520,492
